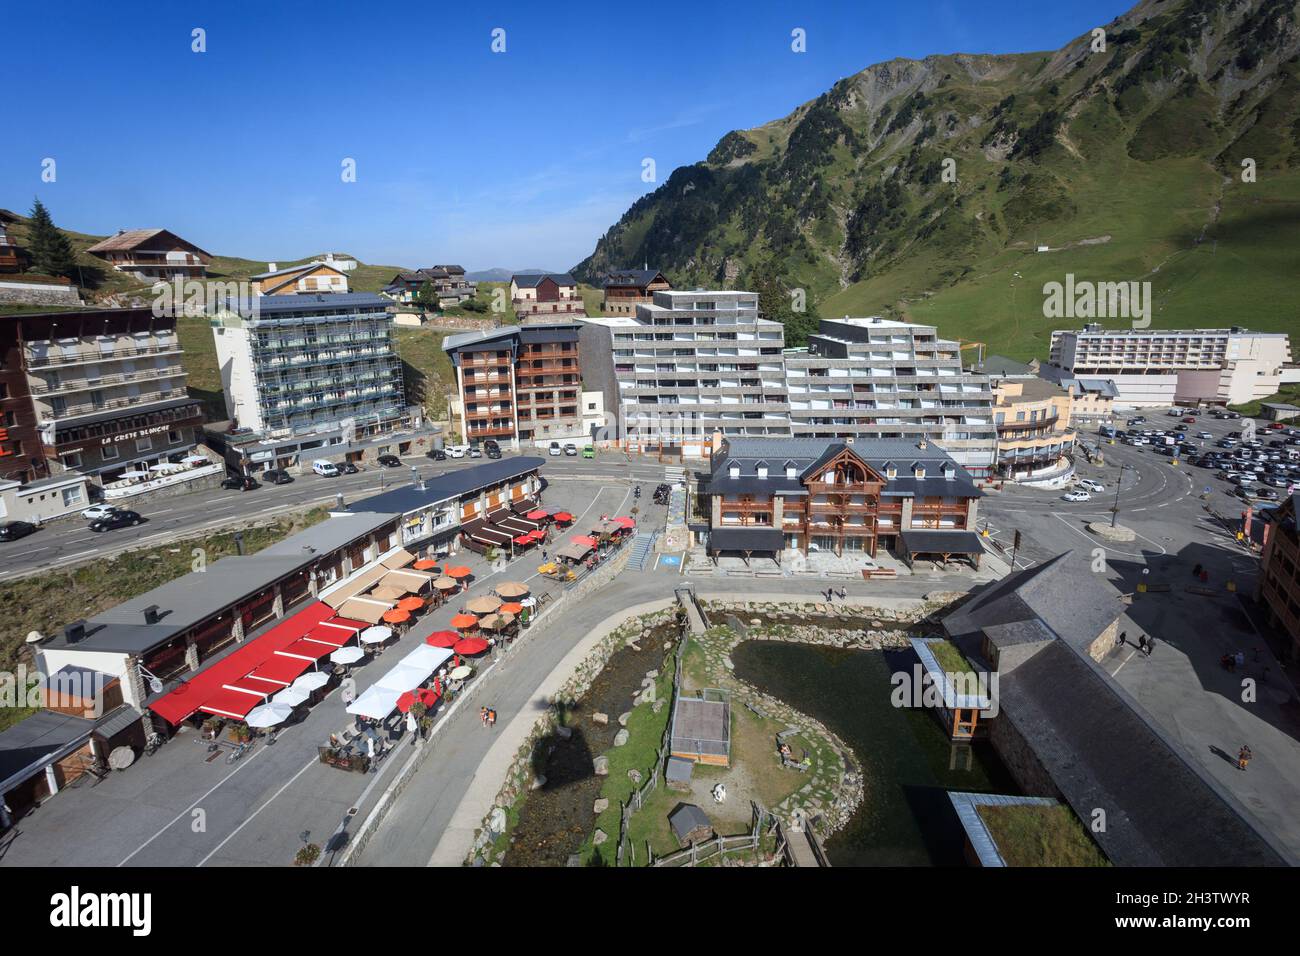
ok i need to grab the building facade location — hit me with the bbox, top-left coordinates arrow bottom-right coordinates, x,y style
990,377 -> 1076,483
701,436 -> 982,559
599,269 -> 671,315
1,308 -> 203,488
383,266 -> 475,307
510,273 -> 587,320
442,321 -> 584,448
85,229 -> 211,282
210,293 -> 410,450
251,261 -> 350,296
1047,325 -> 1296,407
0,211 -> 25,274
785,317 -> 997,477
1257,493 -> 1300,661
579,290 -> 791,459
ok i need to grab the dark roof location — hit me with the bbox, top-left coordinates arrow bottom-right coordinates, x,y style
601,269 -> 667,289
221,292 -> 389,317
95,705 -> 144,740
0,710 -> 94,792
997,641 -> 1285,866
512,273 -> 576,288
54,396 -> 202,432
668,803 -> 712,840
975,354 -> 1033,376
348,458 -> 545,515
899,529 -> 985,555
708,527 -> 785,552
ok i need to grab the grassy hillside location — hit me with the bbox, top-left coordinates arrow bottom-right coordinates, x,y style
576,0 -> 1300,359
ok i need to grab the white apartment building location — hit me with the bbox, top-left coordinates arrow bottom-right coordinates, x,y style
785,317 -> 997,477
210,293 -> 409,443
579,291 -> 791,458
1047,325 -> 1297,407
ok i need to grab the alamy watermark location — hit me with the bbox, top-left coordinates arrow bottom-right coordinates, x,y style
1042,273 -> 1151,328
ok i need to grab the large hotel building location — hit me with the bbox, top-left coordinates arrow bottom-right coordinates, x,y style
1046,325 -> 1296,407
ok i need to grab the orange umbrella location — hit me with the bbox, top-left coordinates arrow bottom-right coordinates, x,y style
499,602 -> 524,615
446,566 -> 472,579
382,608 -> 411,624
450,613 -> 478,629
413,559 -> 440,571
397,595 -> 425,612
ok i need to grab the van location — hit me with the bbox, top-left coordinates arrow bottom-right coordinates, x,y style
312,459 -> 340,477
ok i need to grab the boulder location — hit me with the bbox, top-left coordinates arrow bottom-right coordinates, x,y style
592,828 -> 608,846
627,768 -> 642,785
593,756 -> 609,776
555,725 -> 572,740
613,729 -> 630,747
592,712 -> 609,725
530,774 -> 547,791
488,807 -> 507,835
593,798 -> 609,814
618,712 -> 632,727
652,699 -> 665,714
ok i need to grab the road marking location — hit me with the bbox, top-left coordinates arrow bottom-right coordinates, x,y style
1050,513 -> 1168,557
196,754 -> 318,867
1111,648 -> 1140,677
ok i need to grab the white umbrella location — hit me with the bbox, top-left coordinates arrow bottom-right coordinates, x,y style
293,671 -> 331,691
374,665 -> 426,693
246,703 -> 294,728
449,665 -> 472,681
359,625 -> 393,645
329,646 -> 364,665
273,687 -> 310,707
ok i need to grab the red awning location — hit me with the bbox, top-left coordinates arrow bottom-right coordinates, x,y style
571,535 -> 598,548
614,516 -> 635,529
322,617 -> 367,632
526,510 -> 548,520
279,639 -> 335,661
247,654 -> 313,686
512,536 -> 532,545
304,624 -> 351,647
221,679 -> 275,698
198,688 -> 265,720
553,512 -> 573,522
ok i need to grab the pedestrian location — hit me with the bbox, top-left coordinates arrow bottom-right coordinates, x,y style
406,710 -> 418,745
1118,630 -> 1127,646
1192,563 -> 1202,578
838,587 -> 847,600
1138,635 -> 1147,653
366,735 -> 376,772
0,799 -> 12,831
1237,745 -> 1252,771
1146,637 -> 1155,657
489,708 -> 497,728
480,706 -> 487,728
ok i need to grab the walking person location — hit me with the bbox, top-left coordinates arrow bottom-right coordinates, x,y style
1145,636 -> 1155,657
1237,745 -> 1252,771
1118,630 -> 1127,647
1138,635 -> 1147,653
837,587 -> 847,600
406,709 -> 418,745
1193,563 -> 1202,578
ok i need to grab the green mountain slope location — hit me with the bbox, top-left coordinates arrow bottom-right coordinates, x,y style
575,0 -> 1300,359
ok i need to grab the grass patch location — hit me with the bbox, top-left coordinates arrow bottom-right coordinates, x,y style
0,507 -> 329,732
927,638 -> 974,675
977,803 -> 1110,867
1228,383 -> 1300,418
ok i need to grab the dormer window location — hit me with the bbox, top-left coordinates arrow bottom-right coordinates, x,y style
785,460 -> 797,480
756,460 -> 769,479
913,462 -> 926,479
941,463 -> 955,480
728,462 -> 740,479
883,461 -> 897,479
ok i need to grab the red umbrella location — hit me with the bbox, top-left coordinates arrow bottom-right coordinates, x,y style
499,602 -> 524,615
396,687 -> 440,713
445,566 -> 472,579
454,637 -> 489,655
526,509 -> 548,520
512,535 -> 531,546
426,630 -> 460,648
413,559 -> 440,571
553,512 -> 573,523
382,609 -> 411,624
614,516 -> 635,529
450,614 -> 479,629
571,535 -> 598,548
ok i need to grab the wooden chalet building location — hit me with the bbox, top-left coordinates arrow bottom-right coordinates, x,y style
509,273 -> 586,320
700,436 -> 984,565
86,229 -> 211,281
251,261 -> 350,296
0,210 -> 25,274
599,268 -> 670,315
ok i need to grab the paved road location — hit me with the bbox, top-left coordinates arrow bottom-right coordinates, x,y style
0,450 -> 679,583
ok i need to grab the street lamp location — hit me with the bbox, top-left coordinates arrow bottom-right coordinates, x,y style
1110,462 -> 1127,528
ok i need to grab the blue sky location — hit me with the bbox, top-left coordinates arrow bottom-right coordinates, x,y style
3,0 -> 1134,272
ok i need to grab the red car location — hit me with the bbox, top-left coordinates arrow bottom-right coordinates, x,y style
1268,422 -> 1286,430
1182,416 -> 1196,423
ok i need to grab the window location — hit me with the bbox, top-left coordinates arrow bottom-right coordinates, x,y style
60,451 -> 83,469
136,437 -> 153,453
61,486 -> 84,506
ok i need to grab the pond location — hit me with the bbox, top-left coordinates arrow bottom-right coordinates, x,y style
732,640 -> 1019,866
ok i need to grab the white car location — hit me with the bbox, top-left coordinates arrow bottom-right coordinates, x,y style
548,442 -> 562,457
82,504 -> 120,521
445,445 -> 467,459
1197,431 -> 1213,439
1076,479 -> 1105,493
1061,491 -> 1092,502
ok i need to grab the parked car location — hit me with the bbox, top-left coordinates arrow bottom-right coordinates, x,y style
312,459 -> 340,477
338,461 -> 359,475
221,475 -> 259,491
1076,478 -> 1105,493
1197,431 -> 1213,439
82,504 -> 120,521
263,469 -> 294,485
486,445 -> 502,459
1182,416 -> 1196,424
564,443 -> 578,456
446,445 -> 467,459
483,439 -> 500,453
427,447 -> 447,461
1257,487 -> 1280,501
89,509 -> 143,532
1061,491 -> 1092,502
376,454 -> 402,468
1268,422 -> 1286,430
582,446 -> 595,459
549,442 -> 562,457
467,445 -> 483,459
0,520 -> 39,542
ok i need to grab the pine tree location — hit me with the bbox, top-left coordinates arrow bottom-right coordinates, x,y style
27,198 -> 78,278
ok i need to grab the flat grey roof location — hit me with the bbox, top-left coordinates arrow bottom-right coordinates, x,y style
0,710 -> 94,792
348,459 -> 544,516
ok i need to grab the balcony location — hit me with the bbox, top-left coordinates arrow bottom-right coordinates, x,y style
25,342 -> 183,369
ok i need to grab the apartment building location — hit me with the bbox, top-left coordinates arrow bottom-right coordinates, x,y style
1047,325 -> 1297,407
510,273 -> 587,320
210,293 -> 411,470
785,317 -> 997,477
86,229 -> 211,281
1257,494 -> 1300,661
442,321 -> 584,448
700,436 -> 983,561
990,377 -> 1076,483
579,290 -> 791,459
599,268 -> 671,315
0,210 -> 24,274
0,308 -> 203,499
251,261 -> 350,296
383,266 -> 475,307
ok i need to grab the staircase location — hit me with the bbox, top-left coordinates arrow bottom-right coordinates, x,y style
628,531 -> 657,571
